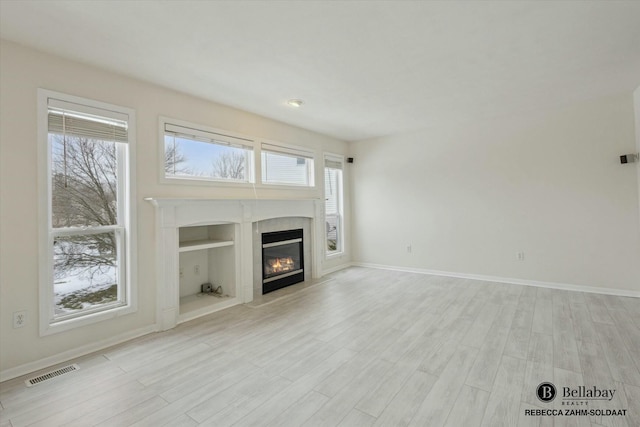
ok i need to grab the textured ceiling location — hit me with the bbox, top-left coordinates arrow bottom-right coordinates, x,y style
1,1 -> 639,141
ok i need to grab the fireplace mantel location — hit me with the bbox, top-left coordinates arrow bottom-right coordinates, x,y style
146,198 -> 324,330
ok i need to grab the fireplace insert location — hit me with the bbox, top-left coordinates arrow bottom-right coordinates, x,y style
262,228 -> 304,294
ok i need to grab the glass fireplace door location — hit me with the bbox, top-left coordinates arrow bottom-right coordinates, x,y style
262,229 -> 304,293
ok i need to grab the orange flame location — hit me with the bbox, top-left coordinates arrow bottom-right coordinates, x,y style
268,257 -> 294,274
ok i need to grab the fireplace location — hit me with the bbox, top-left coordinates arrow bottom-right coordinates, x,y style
262,229 -> 304,294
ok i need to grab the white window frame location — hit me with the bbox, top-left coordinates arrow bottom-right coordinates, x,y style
324,153 -> 344,257
159,117 -> 255,186
38,89 -> 137,336
260,141 -> 316,187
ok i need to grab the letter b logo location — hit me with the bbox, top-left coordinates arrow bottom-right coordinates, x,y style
537,382 -> 557,402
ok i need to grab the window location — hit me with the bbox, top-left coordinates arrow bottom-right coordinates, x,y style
39,90 -> 136,334
163,120 -> 254,183
324,155 -> 344,255
261,143 -> 314,186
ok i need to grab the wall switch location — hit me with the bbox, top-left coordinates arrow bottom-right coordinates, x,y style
13,311 -> 27,328
194,264 -> 200,275
516,252 -> 525,261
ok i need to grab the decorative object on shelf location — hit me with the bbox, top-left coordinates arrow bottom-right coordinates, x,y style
201,282 -> 224,297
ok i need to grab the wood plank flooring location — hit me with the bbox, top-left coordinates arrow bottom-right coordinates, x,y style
1,267 -> 638,426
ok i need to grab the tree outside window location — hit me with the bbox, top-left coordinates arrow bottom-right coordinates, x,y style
44,95 -> 134,326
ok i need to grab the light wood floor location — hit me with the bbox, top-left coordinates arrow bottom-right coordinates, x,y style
1,267 -> 639,427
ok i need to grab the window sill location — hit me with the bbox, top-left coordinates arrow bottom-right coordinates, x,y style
160,175 -> 255,187
160,175 -> 317,191
325,251 -> 344,260
40,303 -> 136,337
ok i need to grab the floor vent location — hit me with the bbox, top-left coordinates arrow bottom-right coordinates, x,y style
25,364 -> 79,387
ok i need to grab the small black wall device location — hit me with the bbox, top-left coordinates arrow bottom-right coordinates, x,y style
347,157 -> 354,163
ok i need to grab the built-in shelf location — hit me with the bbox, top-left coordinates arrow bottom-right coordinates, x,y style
147,198 -> 323,331
178,294 -> 239,324
178,239 -> 234,252
177,223 -> 238,320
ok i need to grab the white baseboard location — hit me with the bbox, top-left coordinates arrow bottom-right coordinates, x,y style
3,263 -> 634,382
0,324 -> 157,383
352,262 -> 640,298
322,262 -> 353,276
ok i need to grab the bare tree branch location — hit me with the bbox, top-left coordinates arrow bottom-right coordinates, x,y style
164,142 -> 191,174
51,135 -> 118,278
212,151 -> 245,180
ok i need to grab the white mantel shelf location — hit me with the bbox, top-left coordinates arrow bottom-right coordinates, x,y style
146,197 -> 324,331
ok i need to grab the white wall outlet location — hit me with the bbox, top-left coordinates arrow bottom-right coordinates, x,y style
179,267 -> 184,278
407,245 -> 412,253
194,264 -> 200,275
517,251 -> 525,261
13,310 -> 27,328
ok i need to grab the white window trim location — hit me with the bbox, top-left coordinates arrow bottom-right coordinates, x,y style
37,89 -> 137,336
324,153 -> 345,258
158,117 -> 319,190
159,116 -> 256,186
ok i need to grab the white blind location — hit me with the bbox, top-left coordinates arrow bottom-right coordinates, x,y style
324,156 -> 343,170
325,168 -> 339,214
262,142 -> 314,159
48,98 -> 128,143
165,123 -> 253,149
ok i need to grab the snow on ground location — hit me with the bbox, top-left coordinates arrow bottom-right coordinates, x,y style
54,266 -> 116,313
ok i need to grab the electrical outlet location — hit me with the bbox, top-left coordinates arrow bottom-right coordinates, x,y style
179,267 -> 184,278
517,252 -> 525,261
194,264 -> 200,275
13,311 -> 27,328
407,244 -> 412,253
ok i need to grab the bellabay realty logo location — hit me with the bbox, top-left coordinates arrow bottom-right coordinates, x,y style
537,382 -> 557,402
537,382 -> 616,404
525,382 -> 627,418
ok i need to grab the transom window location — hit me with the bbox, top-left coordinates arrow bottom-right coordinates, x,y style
261,143 -> 315,187
162,121 -> 254,183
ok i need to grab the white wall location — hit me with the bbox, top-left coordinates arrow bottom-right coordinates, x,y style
635,86 -> 640,230
0,40 -> 349,376
349,92 -> 640,293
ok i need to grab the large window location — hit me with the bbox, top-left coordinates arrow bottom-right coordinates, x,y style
261,143 -> 315,187
324,155 -> 344,255
39,90 -> 136,334
163,120 -> 254,183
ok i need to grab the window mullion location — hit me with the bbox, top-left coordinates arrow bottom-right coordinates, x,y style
51,225 -> 122,237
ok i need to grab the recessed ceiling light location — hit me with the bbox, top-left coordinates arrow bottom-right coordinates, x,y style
287,99 -> 303,108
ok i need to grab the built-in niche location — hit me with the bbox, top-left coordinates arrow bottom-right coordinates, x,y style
178,223 -> 238,319
147,197 -> 323,331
